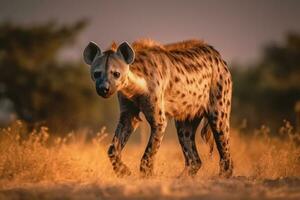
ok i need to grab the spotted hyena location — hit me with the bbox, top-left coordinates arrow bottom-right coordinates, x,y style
83,39 -> 233,178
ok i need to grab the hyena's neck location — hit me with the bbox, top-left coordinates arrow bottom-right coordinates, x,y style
120,70 -> 148,99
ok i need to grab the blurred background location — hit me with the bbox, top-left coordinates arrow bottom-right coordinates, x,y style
0,0 -> 299,134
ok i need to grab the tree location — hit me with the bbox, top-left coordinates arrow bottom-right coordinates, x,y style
0,21 -> 118,132
231,33 -> 300,131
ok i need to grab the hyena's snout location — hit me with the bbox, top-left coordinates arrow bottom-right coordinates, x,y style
96,79 -> 111,98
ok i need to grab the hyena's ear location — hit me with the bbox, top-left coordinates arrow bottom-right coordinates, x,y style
117,42 -> 135,64
83,41 -> 101,65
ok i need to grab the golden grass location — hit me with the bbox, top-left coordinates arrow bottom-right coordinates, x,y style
0,121 -> 299,199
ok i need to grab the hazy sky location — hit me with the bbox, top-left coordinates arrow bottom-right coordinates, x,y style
1,0 -> 300,64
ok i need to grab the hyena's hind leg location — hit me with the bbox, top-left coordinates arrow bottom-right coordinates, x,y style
208,78 -> 233,178
175,117 -> 202,177
208,110 -> 233,178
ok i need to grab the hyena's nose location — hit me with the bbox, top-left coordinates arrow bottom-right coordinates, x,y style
96,81 -> 110,97
99,83 -> 110,95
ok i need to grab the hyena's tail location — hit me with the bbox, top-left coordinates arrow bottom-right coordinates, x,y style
200,118 -> 214,157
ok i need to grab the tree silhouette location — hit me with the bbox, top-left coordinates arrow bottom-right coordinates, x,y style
232,32 -> 300,131
0,21 -> 117,131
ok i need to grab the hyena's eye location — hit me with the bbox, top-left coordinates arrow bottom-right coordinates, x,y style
93,71 -> 102,79
113,71 -> 120,79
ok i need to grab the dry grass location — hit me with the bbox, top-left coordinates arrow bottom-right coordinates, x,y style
0,121 -> 299,200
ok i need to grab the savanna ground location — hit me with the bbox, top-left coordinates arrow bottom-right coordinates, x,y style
0,121 -> 300,200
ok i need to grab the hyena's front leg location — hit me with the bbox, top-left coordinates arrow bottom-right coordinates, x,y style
140,100 -> 167,177
108,111 -> 140,177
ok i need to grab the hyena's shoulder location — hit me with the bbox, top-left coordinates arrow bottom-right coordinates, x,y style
130,39 -> 168,77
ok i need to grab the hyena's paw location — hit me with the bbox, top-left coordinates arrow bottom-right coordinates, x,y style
219,159 -> 233,178
177,163 -> 201,178
140,158 -> 154,178
115,163 -> 131,178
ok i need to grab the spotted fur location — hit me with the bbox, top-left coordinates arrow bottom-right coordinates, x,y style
83,39 -> 233,178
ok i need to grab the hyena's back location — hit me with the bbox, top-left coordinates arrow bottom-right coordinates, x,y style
132,39 -> 232,121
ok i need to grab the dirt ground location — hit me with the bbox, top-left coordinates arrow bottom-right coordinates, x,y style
1,177 -> 300,200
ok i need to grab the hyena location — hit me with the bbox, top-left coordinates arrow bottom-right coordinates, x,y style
83,39 -> 233,178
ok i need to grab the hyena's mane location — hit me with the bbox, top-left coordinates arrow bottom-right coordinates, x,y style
110,39 -> 220,59
132,38 -> 165,52
164,39 -> 205,50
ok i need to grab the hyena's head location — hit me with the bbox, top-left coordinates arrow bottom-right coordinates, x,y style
83,41 -> 135,98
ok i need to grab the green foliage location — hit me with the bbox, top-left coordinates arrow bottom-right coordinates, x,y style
0,21 -> 118,132
231,33 -> 300,130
